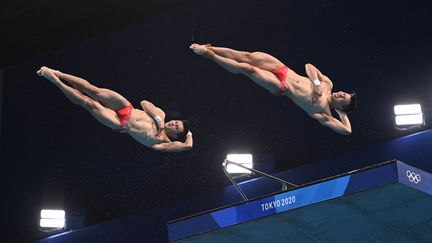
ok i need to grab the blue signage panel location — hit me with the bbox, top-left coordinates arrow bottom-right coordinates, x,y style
210,176 -> 350,228
397,161 -> 432,196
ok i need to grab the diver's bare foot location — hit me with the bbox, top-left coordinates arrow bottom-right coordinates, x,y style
37,66 -> 60,85
189,43 -> 215,59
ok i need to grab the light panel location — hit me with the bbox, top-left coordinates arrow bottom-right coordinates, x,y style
41,209 -> 65,219
395,114 -> 424,126
394,104 -> 422,115
40,218 -> 65,228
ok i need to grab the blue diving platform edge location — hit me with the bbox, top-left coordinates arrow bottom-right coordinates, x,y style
167,160 -> 432,242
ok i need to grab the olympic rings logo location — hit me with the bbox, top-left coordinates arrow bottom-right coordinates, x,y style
406,170 -> 421,184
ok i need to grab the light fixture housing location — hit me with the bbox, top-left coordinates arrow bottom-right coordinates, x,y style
393,104 -> 424,128
225,154 -> 253,174
40,209 -> 65,229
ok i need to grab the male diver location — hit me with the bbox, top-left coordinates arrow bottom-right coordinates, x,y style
37,66 -> 193,151
190,44 -> 357,135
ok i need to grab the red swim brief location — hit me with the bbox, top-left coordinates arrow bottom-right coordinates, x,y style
271,65 -> 289,96
115,104 -> 133,130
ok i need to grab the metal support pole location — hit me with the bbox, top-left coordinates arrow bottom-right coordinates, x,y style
223,168 -> 248,201
222,159 -> 298,201
224,160 -> 297,187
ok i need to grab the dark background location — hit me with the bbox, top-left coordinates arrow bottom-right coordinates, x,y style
1,0 -> 432,242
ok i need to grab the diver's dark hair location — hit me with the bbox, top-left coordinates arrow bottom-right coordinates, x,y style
170,120 -> 189,142
342,92 -> 357,113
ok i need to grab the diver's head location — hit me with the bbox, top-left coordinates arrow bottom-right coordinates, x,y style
330,91 -> 357,113
164,120 -> 190,142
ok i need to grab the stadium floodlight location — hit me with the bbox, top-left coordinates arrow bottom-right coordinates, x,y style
225,154 -> 253,174
40,209 -> 65,229
393,104 -> 424,127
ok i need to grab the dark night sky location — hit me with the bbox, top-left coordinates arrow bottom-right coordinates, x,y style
1,0 -> 432,241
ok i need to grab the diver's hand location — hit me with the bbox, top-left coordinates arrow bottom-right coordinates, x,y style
312,86 -> 323,104
156,123 -> 164,136
153,115 -> 164,135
